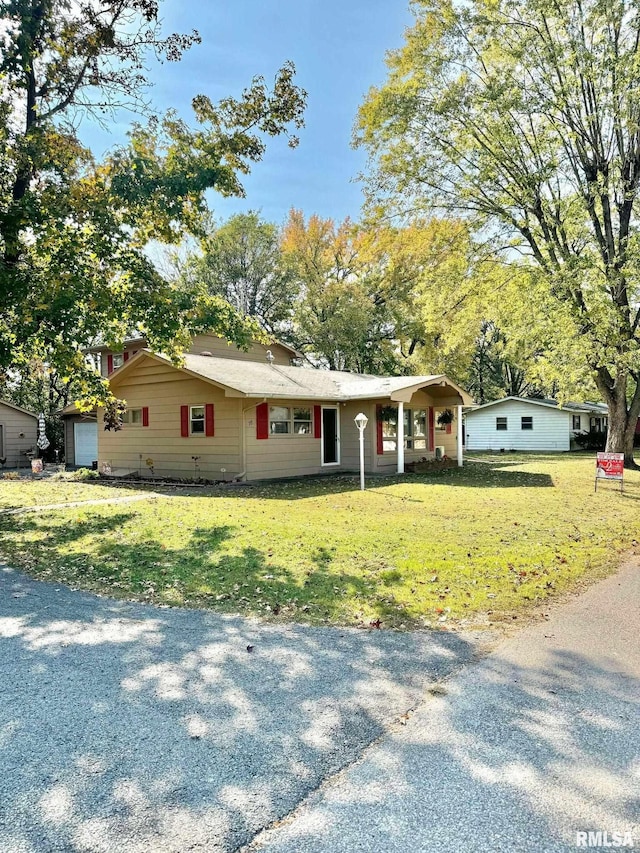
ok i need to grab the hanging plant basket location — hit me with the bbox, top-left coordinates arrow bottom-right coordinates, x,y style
376,405 -> 398,422
437,408 -> 454,426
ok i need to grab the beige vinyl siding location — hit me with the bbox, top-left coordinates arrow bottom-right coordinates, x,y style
99,363 -> 242,479
244,400 -> 384,481
339,401 -> 375,472
0,403 -> 38,467
189,335 -> 293,365
434,407 -> 458,457
244,399 -> 331,481
64,414 -> 98,465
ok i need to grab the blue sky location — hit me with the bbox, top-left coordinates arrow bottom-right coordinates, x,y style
80,0 -> 413,227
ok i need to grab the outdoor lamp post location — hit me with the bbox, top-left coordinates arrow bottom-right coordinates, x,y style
354,412 -> 368,491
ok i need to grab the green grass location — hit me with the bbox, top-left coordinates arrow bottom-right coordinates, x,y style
0,476 -> 144,509
1,454 -> 638,628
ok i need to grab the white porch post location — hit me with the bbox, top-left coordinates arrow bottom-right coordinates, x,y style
397,401 -> 405,474
457,405 -> 464,467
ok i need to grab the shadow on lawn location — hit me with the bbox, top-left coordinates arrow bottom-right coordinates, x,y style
0,510 -> 409,626
0,563 -> 482,853
86,463 -> 555,502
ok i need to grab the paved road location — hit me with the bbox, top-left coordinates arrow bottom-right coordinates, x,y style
251,562 -> 640,853
0,565 -> 491,853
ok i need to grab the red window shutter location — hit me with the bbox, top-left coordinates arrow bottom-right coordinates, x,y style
142,406 -> 149,427
314,405 -> 322,439
107,354 -> 113,375
429,407 -> 435,451
376,405 -> 384,455
256,402 -> 269,439
446,422 -> 452,435
123,351 -> 129,362
205,403 -> 215,437
180,405 -> 189,437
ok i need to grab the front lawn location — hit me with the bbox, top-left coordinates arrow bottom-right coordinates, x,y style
1,454 -> 638,627
0,475 -> 144,509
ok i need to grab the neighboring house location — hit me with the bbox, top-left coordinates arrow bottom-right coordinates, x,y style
0,400 -> 38,468
92,348 -> 472,481
62,335 -> 300,467
464,397 -> 608,452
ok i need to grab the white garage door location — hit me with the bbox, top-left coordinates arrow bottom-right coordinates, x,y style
73,422 -> 98,467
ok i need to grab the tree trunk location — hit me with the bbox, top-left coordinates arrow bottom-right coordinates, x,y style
596,370 -> 640,469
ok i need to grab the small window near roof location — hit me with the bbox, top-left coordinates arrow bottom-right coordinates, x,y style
521,416 -> 533,430
572,414 -> 581,430
496,416 -> 507,431
122,408 -> 143,425
112,353 -> 124,369
190,406 -> 205,434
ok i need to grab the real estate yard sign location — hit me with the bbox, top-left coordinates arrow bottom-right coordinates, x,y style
595,452 -> 624,492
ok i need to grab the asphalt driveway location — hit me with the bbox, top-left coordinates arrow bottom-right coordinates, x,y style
251,561 -> 640,853
0,565 -> 490,853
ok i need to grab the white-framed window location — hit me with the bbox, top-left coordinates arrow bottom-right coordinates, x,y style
572,414 -> 581,430
121,408 -> 142,426
521,416 -> 533,430
405,409 -> 427,450
381,408 -> 398,451
381,407 -> 428,451
496,417 -> 508,431
293,407 -> 312,434
112,353 -> 124,369
269,406 -> 312,435
190,405 -> 205,434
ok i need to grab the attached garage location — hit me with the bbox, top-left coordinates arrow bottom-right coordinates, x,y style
61,408 -> 98,467
73,422 -> 98,467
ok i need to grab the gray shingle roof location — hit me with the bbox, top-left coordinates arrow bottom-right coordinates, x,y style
466,396 -> 608,415
182,353 -> 458,401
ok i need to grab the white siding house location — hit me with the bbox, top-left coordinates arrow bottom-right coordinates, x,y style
464,397 -> 608,452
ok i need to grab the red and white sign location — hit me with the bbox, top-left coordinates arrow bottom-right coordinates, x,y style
596,452 -> 624,480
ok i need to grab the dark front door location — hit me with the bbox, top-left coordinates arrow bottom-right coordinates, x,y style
322,407 -> 339,465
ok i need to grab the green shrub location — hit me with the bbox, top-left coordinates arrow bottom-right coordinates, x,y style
69,468 -> 100,481
573,430 -> 607,451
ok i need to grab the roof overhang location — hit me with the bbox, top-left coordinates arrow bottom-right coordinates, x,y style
388,376 -> 474,406
106,350 -> 241,397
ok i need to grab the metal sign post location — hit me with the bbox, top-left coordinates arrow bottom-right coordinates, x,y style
595,452 -> 624,493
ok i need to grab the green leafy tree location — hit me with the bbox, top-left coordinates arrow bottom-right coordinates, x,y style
282,210 -> 397,371
0,0 -> 306,408
282,210 -> 479,374
358,0 -> 640,465
465,321 -> 551,404
176,212 -> 300,339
